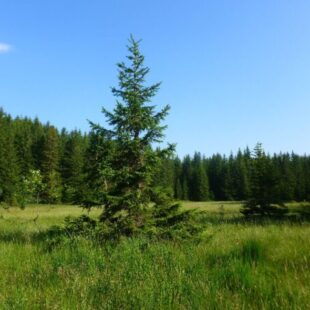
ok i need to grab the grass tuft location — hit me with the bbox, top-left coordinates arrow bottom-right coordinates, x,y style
239,239 -> 265,264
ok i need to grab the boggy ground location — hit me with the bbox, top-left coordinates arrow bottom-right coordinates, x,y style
0,202 -> 309,309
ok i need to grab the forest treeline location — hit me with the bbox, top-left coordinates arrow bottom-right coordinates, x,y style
1,108 -> 310,205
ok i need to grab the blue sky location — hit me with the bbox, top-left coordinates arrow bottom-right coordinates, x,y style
1,0 -> 310,157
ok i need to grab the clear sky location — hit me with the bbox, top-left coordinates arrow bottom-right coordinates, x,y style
1,0 -> 310,157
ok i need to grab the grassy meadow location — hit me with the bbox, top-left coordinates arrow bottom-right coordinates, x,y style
0,202 -> 310,309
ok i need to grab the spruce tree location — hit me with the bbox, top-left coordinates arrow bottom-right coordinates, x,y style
181,155 -> 192,200
241,143 -> 287,217
88,36 -> 174,233
223,155 -> 235,200
0,110 -> 19,204
190,152 -> 209,201
234,150 -> 250,200
173,157 -> 183,199
80,36 -> 198,238
31,118 -> 45,171
60,130 -> 85,203
152,157 -> 175,198
13,118 -> 33,177
80,131 -> 108,206
207,154 -> 226,200
41,126 -> 62,203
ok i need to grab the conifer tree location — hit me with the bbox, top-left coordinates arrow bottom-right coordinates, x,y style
152,157 -> 175,198
60,131 -> 85,202
181,155 -> 192,200
13,118 -> 33,177
80,131 -> 109,206
207,154 -> 227,200
0,110 -> 19,204
31,118 -> 45,171
83,36 -> 198,238
173,157 -> 183,199
190,152 -> 209,201
241,143 -> 287,217
273,153 -> 295,202
223,155 -> 235,200
41,126 -> 62,203
234,150 -> 250,200
292,153 -> 306,201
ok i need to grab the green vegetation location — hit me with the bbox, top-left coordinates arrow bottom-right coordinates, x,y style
242,143 -> 288,217
1,36 -> 310,309
1,108 -> 310,206
0,202 -> 309,309
82,36 -> 192,238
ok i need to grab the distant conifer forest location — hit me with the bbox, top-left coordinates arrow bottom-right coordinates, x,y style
0,108 -> 309,206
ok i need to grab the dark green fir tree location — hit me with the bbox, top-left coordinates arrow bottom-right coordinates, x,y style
78,36 -> 199,238
190,152 -> 209,201
41,126 -> 62,203
0,110 -> 19,205
60,130 -> 86,203
241,143 -> 287,217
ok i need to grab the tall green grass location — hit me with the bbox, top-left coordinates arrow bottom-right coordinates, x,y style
0,203 -> 309,309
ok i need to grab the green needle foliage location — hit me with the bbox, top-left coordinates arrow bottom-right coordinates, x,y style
76,36 -> 200,239
241,143 -> 288,217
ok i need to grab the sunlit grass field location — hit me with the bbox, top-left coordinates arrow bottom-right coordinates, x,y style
0,202 -> 310,309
